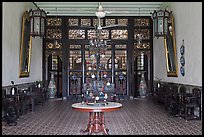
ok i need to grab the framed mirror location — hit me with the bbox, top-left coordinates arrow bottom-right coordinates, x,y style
19,11 -> 32,78
164,15 -> 178,77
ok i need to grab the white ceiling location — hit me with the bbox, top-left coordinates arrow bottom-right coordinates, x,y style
34,2 -> 166,17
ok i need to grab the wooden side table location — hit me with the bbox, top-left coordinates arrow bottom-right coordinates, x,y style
72,102 -> 122,135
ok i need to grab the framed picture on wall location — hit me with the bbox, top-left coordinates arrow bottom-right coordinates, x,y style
19,11 -> 32,78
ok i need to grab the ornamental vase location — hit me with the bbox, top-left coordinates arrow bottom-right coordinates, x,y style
138,71 -> 147,98
48,71 -> 57,99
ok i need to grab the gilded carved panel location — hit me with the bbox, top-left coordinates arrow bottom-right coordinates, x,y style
68,18 -> 79,26
46,42 -> 62,49
118,19 -> 128,26
46,29 -> 62,39
111,30 -> 128,39
134,29 -> 150,40
81,19 -> 91,26
46,18 -> 62,26
134,18 -> 150,26
68,29 -> 85,39
106,19 -> 116,26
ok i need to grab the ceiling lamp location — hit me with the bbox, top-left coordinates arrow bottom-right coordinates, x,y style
29,8 -> 46,38
95,11 -> 106,18
95,2 -> 106,18
152,9 -> 172,38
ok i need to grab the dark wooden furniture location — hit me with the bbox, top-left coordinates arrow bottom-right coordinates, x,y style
20,88 -> 32,114
6,87 -> 24,117
153,83 -> 169,104
29,86 -> 46,112
2,98 -> 18,126
2,88 -> 19,125
179,88 -> 201,120
2,82 -> 48,124
72,102 -> 122,135
166,84 -> 179,117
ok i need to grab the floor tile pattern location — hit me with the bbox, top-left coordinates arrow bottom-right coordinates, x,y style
2,98 -> 202,135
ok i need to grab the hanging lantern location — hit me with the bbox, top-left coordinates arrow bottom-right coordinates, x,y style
152,9 -> 172,38
29,9 -> 46,38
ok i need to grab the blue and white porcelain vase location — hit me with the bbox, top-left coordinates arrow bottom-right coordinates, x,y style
48,71 -> 57,98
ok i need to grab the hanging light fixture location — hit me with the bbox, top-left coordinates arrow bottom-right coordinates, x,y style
95,2 -> 106,18
152,9 -> 172,38
89,22 -> 107,58
29,8 -> 46,38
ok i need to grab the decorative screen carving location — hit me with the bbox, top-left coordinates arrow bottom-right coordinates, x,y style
134,18 -> 150,26
93,18 -> 103,26
115,50 -> 127,69
134,42 -> 150,49
69,50 -> 82,70
70,45 -> 81,49
68,18 -> 79,26
44,16 -> 152,97
46,18 -> 62,26
100,29 -> 109,39
115,45 -> 127,49
106,19 -> 116,26
118,19 -> 128,26
81,19 -> 91,26
46,42 -> 62,49
111,30 -> 128,39
87,29 -> 96,39
68,29 -> 85,39
46,29 -> 62,39
134,29 -> 150,40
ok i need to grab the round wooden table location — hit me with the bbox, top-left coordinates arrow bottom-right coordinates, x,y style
72,102 -> 122,135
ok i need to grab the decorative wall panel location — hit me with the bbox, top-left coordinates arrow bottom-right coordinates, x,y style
46,29 -> 62,39
68,29 -> 85,39
111,30 -> 128,39
46,18 -> 62,26
68,18 -> 79,26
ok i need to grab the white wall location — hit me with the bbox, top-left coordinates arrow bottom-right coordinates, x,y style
2,2 -> 43,86
154,2 -> 202,86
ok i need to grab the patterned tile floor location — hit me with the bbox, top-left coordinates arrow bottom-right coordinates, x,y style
2,98 -> 202,135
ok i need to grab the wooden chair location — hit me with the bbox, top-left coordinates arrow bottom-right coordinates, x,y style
154,83 -> 168,104
20,88 -> 32,114
179,87 -> 201,120
166,84 -> 179,117
31,86 -> 45,107
6,87 -> 23,117
2,98 -> 18,126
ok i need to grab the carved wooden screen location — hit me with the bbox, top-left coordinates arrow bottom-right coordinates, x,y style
44,16 -> 152,98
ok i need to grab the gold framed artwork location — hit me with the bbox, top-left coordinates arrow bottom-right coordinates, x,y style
19,11 -> 32,78
164,15 -> 178,77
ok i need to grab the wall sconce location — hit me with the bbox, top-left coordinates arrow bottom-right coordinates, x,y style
29,9 -> 46,38
152,9 -> 172,38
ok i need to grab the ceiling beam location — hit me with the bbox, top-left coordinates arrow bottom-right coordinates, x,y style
36,5 -> 162,8
35,2 -> 163,5
34,2 -> 163,16
47,13 -> 153,16
40,8 -> 158,11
